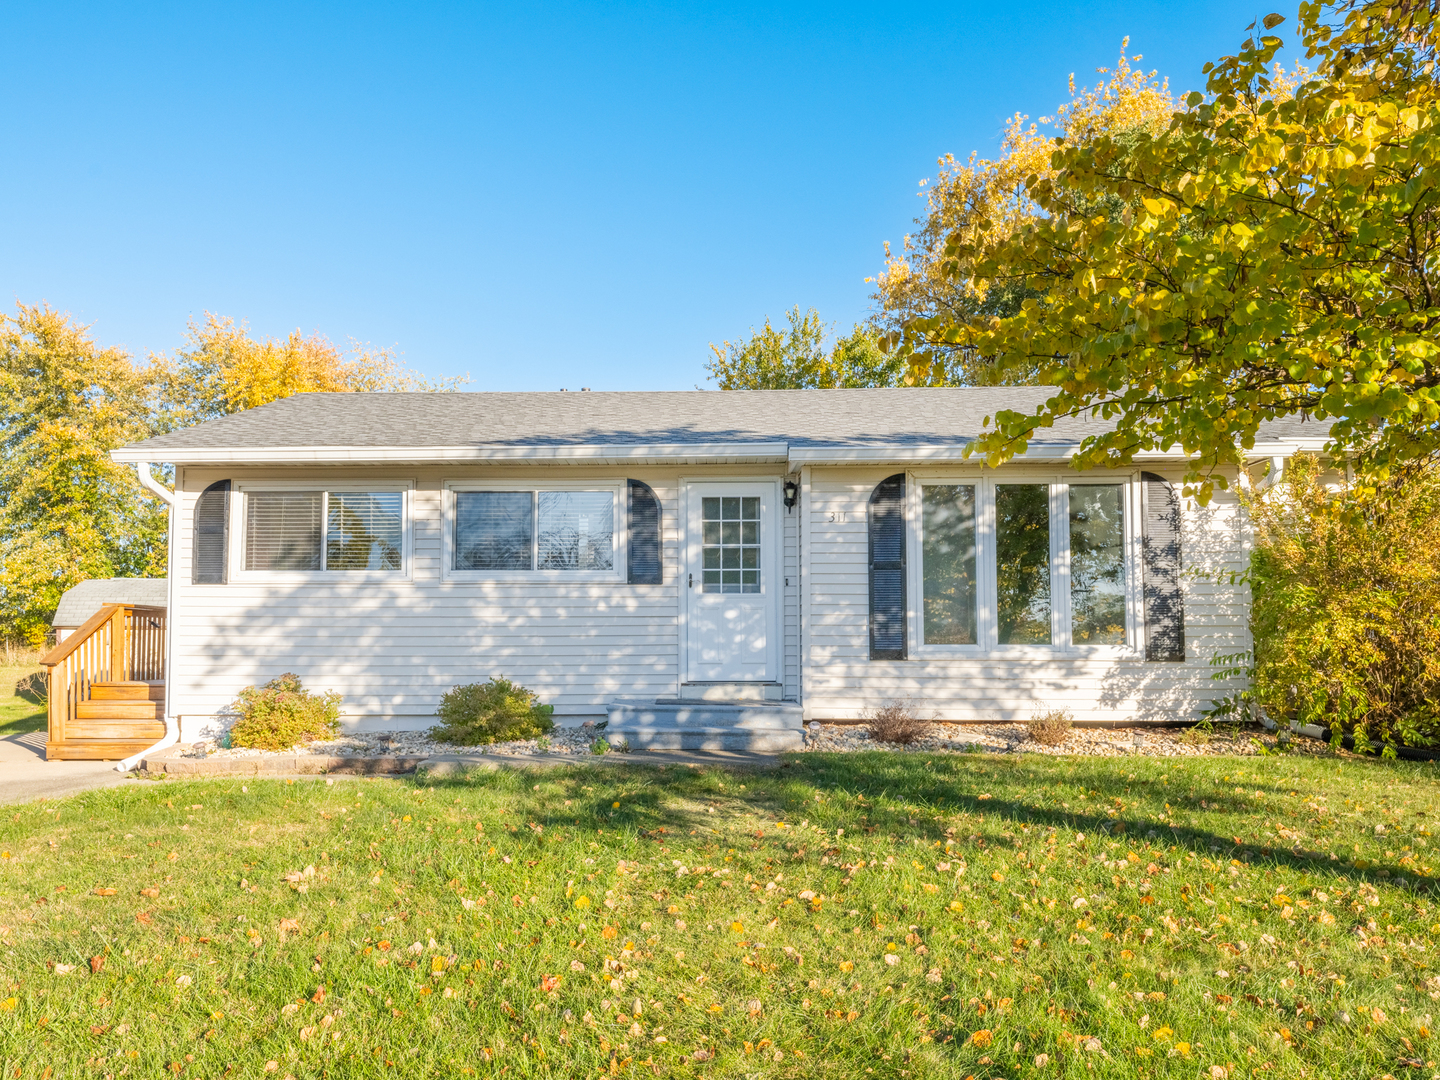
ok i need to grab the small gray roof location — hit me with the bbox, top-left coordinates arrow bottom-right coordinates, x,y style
116,389 -> 1328,460
52,578 -> 167,628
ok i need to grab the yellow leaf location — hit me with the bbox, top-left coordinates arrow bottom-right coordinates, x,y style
431,956 -> 446,974
0,998 -> 15,1011
730,921 -> 744,933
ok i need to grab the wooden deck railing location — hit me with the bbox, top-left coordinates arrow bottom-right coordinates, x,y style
41,603 -> 167,757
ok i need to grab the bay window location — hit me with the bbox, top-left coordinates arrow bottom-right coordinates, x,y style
913,476 -> 1136,653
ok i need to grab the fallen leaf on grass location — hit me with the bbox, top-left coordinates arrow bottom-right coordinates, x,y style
139,888 -> 159,898
92,887 -> 116,896
89,957 -> 105,974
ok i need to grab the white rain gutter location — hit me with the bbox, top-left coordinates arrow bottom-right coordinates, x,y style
117,462 -> 178,773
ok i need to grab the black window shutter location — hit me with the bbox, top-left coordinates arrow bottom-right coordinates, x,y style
1140,472 -> 1185,661
868,474 -> 907,660
627,480 -> 662,585
192,480 -> 231,585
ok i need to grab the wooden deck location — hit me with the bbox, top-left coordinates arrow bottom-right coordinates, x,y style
42,604 -> 167,760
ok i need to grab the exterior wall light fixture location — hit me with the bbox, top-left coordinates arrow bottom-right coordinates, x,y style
783,478 -> 799,512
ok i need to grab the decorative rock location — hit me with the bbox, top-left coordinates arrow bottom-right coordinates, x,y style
180,725 -> 599,762
800,722 -> 1334,758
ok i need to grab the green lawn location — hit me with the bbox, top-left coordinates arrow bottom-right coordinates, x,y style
0,662 -> 46,740
0,751 -> 1436,1078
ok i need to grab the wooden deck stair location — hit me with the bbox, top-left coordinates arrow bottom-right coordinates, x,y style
42,603 -> 167,761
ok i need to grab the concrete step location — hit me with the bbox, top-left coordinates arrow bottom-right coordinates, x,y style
676,682 -> 784,702
604,700 -> 803,751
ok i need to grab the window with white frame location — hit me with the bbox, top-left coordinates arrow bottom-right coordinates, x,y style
915,477 -> 1133,651
451,488 -> 616,574
242,489 -> 406,573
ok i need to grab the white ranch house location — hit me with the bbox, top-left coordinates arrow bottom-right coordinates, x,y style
103,388 -> 1324,753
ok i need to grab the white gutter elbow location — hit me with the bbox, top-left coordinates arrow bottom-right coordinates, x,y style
116,719 -> 178,773
117,460 -> 178,772
134,462 -> 175,506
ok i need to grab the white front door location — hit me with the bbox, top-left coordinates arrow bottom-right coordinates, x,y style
684,483 -> 779,683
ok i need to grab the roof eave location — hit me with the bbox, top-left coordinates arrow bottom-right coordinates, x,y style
109,442 -> 793,466
111,436 -> 1334,469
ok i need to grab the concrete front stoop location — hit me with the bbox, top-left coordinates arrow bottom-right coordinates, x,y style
604,699 -> 804,752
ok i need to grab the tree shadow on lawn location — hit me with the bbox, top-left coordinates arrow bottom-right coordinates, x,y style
421,751 -> 1437,898
795,751 -> 1439,895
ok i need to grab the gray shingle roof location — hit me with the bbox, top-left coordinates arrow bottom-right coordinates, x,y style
119,389 -> 1328,455
52,578 -> 167,628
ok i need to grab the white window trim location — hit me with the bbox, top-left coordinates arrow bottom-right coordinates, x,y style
907,470 -> 1142,659
230,480 -> 414,583
441,479 -> 627,583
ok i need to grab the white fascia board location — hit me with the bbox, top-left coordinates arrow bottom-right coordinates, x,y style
787,438 -> 1335,469
110,442 -> 792,466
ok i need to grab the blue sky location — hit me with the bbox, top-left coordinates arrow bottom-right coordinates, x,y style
2,2 -> 1286,390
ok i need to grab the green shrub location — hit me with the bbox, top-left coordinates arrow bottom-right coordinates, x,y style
228,673 -> 342,750
1249,455 -> 1440,755
431,678 -> 554,745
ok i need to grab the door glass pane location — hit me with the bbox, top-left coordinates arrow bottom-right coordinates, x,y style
1070,485 -> 1126,645
245,491 -> 322,571
702,494 -> 760,593
454,492 -> 533,570
538,491 -> 615,570
922,484 -> 977,644
326,492 -> 403,570
996,484 -> 1052,644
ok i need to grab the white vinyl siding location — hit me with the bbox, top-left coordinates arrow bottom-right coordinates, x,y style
804,466 -> 1249,724
168,466 -> 799,739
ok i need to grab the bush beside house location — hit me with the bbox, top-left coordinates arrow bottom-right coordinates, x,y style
228,673 -> 342,750
432,678 -> 554,745
1249,455 -> 1440,756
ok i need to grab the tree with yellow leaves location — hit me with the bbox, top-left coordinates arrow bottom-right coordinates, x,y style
0,304 -> 167,644
705,308 -> 909,389
893,0 -> 1437,499
152,313 -> 463,429
872,44 -> 1179,385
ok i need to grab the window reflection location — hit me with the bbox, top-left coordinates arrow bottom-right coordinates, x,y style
995,484 -> 1051,644
922,484 -> 977,644
1069,486 -> 1126,645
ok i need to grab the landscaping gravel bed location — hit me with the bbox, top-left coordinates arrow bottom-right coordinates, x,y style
180,722 -> 609,760
175,719 -> 1336,760
801,720 -> 1331,757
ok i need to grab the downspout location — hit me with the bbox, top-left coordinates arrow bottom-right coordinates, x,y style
117,462 -> 178,773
